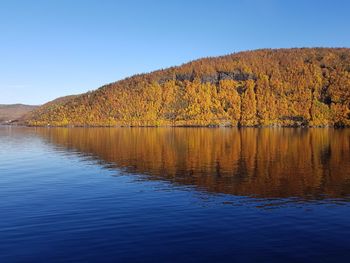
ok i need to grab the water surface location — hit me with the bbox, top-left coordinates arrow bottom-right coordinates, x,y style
0,127 -> 350,262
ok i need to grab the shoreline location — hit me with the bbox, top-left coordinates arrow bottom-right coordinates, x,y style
2,123 -> 348,129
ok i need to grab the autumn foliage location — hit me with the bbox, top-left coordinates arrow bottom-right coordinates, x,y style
27,48 -> 350,127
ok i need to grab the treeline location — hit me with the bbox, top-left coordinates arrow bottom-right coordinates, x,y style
27,48 -> 350,127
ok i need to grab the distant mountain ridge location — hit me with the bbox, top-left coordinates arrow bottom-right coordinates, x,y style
0,104 -> 38,123
26,48 -> 350,127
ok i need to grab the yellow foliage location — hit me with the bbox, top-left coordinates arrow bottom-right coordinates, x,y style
26,48 -> 350,127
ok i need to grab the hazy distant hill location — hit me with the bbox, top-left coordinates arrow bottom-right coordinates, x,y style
27,48 -> 350,127
0,104 -> 38,123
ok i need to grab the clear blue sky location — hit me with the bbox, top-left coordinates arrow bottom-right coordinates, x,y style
1,0 -> 350,105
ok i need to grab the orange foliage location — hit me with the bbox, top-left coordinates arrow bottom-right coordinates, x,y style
27,48 -> 350,127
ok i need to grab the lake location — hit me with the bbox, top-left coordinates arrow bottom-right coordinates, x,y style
1,127 -> 350,262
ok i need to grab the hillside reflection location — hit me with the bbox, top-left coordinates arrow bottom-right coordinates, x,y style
35,128 -> 350,199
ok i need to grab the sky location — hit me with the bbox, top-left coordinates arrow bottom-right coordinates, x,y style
1,0 -> 350,105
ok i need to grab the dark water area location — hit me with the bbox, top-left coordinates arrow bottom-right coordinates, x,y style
0,127 -> 350,262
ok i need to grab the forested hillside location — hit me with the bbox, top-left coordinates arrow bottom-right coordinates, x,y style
27,48 -> 350,127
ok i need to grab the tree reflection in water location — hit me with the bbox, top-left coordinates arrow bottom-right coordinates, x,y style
35,127 -> 350,199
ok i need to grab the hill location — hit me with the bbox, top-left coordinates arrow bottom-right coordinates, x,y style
0,104 -> 38,123
26,48 -> 350,127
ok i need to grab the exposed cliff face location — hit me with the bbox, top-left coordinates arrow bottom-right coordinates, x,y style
26,48 -> 350,127
167,70 -> 256,84
0,104 -> 38,123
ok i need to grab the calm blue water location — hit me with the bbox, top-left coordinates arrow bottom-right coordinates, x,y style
0,127 -> 350,262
